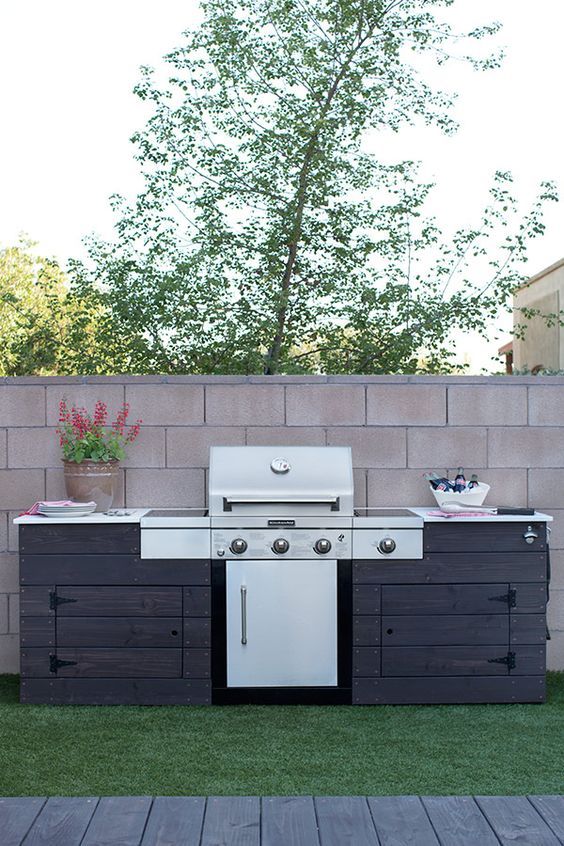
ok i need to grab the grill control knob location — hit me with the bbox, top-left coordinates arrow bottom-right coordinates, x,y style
272,537 -> 289,554
314,538 -> 332,555
230,538 -> 248,555
378,537 -> 396,555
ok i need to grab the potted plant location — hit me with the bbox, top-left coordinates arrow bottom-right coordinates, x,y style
57,400 -> 142,511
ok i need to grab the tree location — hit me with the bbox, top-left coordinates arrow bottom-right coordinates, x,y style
71,0 -> 557,375
0,239 -> 118,375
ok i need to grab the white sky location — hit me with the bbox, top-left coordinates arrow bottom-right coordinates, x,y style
1,0 -> 563,372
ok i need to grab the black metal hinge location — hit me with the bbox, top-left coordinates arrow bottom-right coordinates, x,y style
49,654 -> 77,674
487,651 -> 516,671
49,590 -> 77,611
489,589 -> 517,608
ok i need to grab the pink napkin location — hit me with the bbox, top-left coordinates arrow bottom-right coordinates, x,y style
20,500 -> 94,517
426,510 -> 495,519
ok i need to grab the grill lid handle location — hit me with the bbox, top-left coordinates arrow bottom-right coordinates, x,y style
222,496 -> 340,512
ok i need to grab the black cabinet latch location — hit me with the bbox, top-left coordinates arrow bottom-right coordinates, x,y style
488,651 -> 516,671
49,590 -> 77,610
49,654 -> 77,674
489,589 -> 517,608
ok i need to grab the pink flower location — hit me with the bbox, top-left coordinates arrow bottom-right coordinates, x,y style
93,401 -> 108,427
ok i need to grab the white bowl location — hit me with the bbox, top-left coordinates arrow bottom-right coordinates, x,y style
431,483 -> 490,508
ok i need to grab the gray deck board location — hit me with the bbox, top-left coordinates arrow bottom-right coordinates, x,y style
314,796 -> 379,846
80,796 -> 153,846
140,797 -> 206,846
368,796 -> 440,845
200,796 -> 260,846
21,797 -> 98,846
2,795 -> 563,845
0,798 -> 46,846
529,796 -> 564,844
476,796 -> 562,846
421,796 -> 500,845
261,796 -> 320,846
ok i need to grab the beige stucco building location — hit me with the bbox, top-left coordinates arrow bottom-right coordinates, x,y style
512,257 -> 564,372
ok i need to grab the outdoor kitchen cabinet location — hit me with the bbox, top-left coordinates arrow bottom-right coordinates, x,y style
18,522 -> 212,705
352,520 -> 549,705
16,516 -> 550,706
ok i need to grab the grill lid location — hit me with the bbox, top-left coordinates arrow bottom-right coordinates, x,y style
209,446 -> 354,517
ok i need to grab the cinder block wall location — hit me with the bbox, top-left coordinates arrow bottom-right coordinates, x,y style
1,374 -> 563,672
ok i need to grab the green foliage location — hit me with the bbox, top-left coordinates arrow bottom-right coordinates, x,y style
71,0 -> 557,375
0,239 -> 114,376
57,400 -> 142,463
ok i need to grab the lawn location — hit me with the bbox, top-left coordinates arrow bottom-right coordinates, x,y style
1,673 -> 563,797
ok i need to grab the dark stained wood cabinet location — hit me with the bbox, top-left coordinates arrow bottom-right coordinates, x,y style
19,522 -> 211,705
353,520 -> 549,705
18,518 -> 549,705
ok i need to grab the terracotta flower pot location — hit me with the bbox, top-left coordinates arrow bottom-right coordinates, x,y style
63,459 -> 120,512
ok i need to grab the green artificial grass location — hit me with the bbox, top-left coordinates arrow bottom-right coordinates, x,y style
1,673 -> 563,797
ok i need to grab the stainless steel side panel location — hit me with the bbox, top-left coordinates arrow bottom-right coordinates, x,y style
352,529 -> 423,560
226,559 -> 338,687
140,528 -> 211,559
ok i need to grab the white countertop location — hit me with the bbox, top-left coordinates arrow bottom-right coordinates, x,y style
13,508 -> 150,525
409,507 -> 552,523
13,507 -> 553,524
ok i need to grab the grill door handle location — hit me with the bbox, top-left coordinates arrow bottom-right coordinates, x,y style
240,585 -> 247,645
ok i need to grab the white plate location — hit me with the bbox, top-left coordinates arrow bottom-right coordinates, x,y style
38,506 -> 97,514
39,502 -> 96,510
41,510 -> 97,518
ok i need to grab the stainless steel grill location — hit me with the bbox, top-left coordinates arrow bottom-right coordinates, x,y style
140,444 -> 423,694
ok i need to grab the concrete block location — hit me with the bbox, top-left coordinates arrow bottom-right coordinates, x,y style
448,386 -> 527,426
286,386 -> 365,426
0,634 -> 19,673
539,511 -> 564,550
529,386 -> 564,425
46,384 -> 125,426
0,386 -> 45,426
8,427 -> 61,468
0,594 -> 7,634
368,469 -> 436,507
548,550 -> 564,590
547,629 -> 564,670
8,593 -> 19,633
327,427 -> 406,468
0,469 -> 45,510
354,469 -> 367,507
444,469 -> 528,508
407,428 -> 487,469
121,427 -> 165,468
529,470 -> 564,509
125,385 -> 204,426
0,430 -> 5,467
246,427 -> 326,446
548,589 -> 564,630
206,385 -> 284,426
489,427 -> 564,468
367,385 -> 446,426
8,512 -> 19,552
46,468 -> 124,508
0,512 -> 7,552
125,469 -> 205,508
0,554 -> 19,593
167,427 -> 245,468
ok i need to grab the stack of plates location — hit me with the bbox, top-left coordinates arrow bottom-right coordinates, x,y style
38,502 -> 97,518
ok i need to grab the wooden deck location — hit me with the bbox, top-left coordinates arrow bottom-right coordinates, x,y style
2,795 -> 564,845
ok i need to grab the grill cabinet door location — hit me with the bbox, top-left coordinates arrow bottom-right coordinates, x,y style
226,559 -> 337,687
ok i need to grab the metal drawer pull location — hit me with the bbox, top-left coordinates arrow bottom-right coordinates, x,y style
241,585 -> 248,645
523,526 -> 539,544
